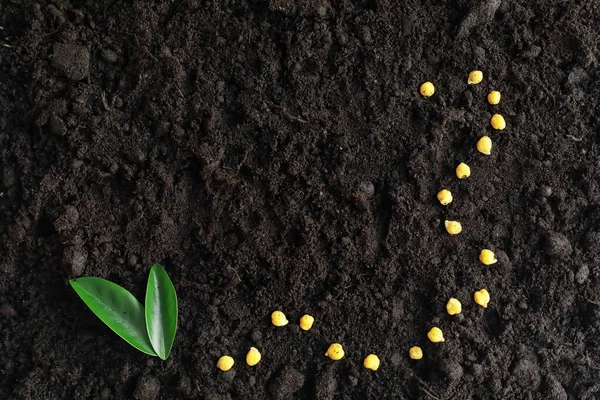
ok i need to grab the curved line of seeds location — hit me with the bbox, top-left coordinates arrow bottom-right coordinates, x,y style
214,70 -> 507,374
413,70 -> 505,358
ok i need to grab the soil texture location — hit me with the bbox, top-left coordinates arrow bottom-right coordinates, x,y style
1,0 -> 600,399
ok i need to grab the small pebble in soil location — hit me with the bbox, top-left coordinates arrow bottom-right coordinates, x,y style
584,231 -> 600,250
346,375 -> 358,387
477,136 -> 493,155
446,298 -> 462,315
363,354 -> 380,371
445,220 -> 463,235
567,67 -> 590,86
575,264 -> 590,284
409,346 -> 423,360
250,330 -> 263,342
2,165 -> 17,187
358,181 -> 375,198
442,360 -> 464,383
0,304 -> 17,317
49,114 -> 67,136
128,254 -> 138,265
544,374 -> 567,400
544,232 -> 572,259
427,327 -> 445,343
54,205 -> 79,232
512,358 -> 541,391
470,363 -> 484,379
246,347 -> 261,366
100,387 -> 112,400
100,48 -> 118,63
315,366 -> 337,399
491,114 -> 506,130
217,355 -> 234,371
271,310 -> 289,327
177,374 -> 192,396
133,374 -> 161,400
63,246 -> 87,276
386,352 -> 400,366
268,366 -> 305,399
479,249 -> 498,265
299,314 -> 314,331
537,185 -> 553,199
437,189 -> 453,205
456,162 -> 471,179
474,289 -> 490,308
325,343 -> 345,360
52,43 -> 90,81
420,81 -> 435,98
495,250 -> 510,266
518,300 -> 528,310
467,70 -> 483,84
488,90 -> 501,104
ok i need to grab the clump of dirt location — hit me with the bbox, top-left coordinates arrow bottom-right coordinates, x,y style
1,0 -> 600,398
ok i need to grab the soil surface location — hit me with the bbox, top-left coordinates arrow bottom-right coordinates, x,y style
1,0 -> 600,399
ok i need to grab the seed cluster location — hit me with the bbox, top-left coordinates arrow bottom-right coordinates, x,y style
414,69 -> 505,361
217,311 -> 381,372
214,71 -> 509,375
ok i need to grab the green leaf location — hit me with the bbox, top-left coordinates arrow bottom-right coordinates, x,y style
70,277 -> 157,357
145,264 -> 178,360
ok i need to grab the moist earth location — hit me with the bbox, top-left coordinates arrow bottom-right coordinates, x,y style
1,0 -> 599,399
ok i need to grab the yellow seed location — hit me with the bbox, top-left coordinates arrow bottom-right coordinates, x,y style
325,343 -> 345,360
479,249 -> 497,265
246,347 -> 261,366
488,91 -> 501,105
437,189 -> 453,206
217,355 -> 234,371
363,354 -> 380,371
490,114 -> 506,130
299,314 -> 315,331
467,70 -> 483,84
271,310 -> 289,327
409,346 -> 423,360
444,220 -> 462,235
477,136 -> 492,155
474,289 -> 490,308
456,162 -> 471,179
420,82 -> 435,98
427,327 -> 445,343
446,298 -> 462,315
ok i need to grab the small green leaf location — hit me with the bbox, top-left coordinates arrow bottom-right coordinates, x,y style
70,277 -> 157,356
145,264 -> 178,360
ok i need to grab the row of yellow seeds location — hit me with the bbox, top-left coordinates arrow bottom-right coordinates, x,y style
420,71 -> 505,158
217,312 -> 381,371
217,71 -> 505,370
408,70 -> 503,360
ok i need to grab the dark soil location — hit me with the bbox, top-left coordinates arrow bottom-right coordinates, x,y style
1,0 -> 599,399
